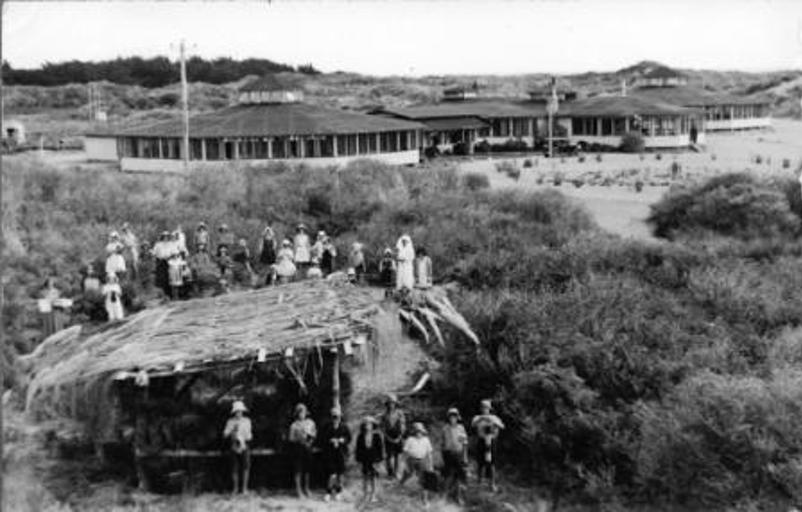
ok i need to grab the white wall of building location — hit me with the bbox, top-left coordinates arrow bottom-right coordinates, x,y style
120,150 -> 420,173
706,117 -> 771,131
568,134 -> 694,149
84,137 -> 118,161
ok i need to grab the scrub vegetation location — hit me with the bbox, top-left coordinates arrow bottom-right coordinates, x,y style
6,159 -> 802,510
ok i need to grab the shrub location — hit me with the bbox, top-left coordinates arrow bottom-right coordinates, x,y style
462,172 -> 491,191
755,155 -> 763,164
648,172 -> 802,240
474,140 -> 491,154
619,132 -> 645,153
495,161 -> 521,181
712,153 -> 717,161
671,161 -> 682,180
595,153 -> 603,163
572,178 -> 585,188
656,153 -> 663,161
634,180 -> 644,193
578,154 -> 586,163
782,159 -> 791,169
553,173 -> 563,186
523,159 -> 533,168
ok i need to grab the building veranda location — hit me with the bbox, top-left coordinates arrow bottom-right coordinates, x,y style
85,76 -> 425,171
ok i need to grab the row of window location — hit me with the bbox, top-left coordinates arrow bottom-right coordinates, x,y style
120,131 -> 419,160
489,118 -> 532,137
571,116 -> 696,137
705,105 -> 768,121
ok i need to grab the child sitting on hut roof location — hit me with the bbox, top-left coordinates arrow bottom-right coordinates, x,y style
223,400 -> 252,494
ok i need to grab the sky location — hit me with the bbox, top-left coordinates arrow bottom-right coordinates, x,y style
3,0 -> 802,76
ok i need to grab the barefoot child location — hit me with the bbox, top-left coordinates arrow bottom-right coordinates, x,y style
355,416 -> 385,503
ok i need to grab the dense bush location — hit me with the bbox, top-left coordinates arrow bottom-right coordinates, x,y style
648,172 -> 802,240
9,158 -> 802,509
462,172 -> 491,191
619,132 -> 645,153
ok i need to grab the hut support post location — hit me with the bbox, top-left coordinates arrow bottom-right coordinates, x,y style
331,350 -> 340,411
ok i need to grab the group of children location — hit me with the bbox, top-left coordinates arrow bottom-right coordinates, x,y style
84,221 -> 434,322
222,395 -> 504,507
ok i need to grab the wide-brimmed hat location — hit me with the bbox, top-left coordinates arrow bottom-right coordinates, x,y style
347,267 -> 356,277
231,400 -> 247,414
282,239 -> 292,247
480,399 -> 493,411
109,231 -> 120,239
447,407 -> 461,419
297,223 -> 307,231
160,230 -> 171,239
412,422 -> 427,434
122,222 -> 131,230
330,406 -> 342,418
294,403 -> 308,416
361,415 -> 378,426
317,230 -> 326,238
385,393 -> 399,405
219,223 -> 229,231
383,247 -> 393,256
197,221 -> 207,228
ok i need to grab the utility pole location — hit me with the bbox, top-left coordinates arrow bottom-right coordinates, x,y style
546,76 -> 559,158
179,39 -> 190,170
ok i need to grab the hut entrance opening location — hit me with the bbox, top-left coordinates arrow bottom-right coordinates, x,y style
118,349 -> 351,493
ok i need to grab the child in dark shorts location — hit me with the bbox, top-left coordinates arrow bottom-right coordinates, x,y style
441,407 -> 468,504
471,399 -> 505,492
320,407 -> 352,502
381,393 -> 406,478
355,416 -> 385,503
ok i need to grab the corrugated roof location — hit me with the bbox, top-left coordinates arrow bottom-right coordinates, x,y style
632,87 -> 772,107
379,101 -> 540,120
557,95 -> 700,117
420,117 -> 489,131
100,103 -> 426,138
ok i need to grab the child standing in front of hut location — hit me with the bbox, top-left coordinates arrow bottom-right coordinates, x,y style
471,399 -> 505,492
321,407 -> 352,502
355,415 -> 385,504
400,422 -> 435,508
289,403 -> 317,498
223,400 -> 252,494
441,407 -> 469,504
381,393 -> 406,479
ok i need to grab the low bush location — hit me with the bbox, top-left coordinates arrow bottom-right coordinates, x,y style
522,159 -> 533,168
634,180 -> 644,193
462,172 -> 491,191
619,132 -> 645,153
649,172 -> 802,240
656,153 -> 663,161
495,161 -> 521,181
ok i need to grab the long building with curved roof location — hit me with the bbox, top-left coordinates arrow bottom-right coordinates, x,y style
85,77 -> 425,172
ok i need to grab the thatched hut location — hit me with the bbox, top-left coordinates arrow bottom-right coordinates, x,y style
22,280 -> 476,492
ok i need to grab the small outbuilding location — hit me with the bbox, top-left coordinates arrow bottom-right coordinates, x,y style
22,280 -> 477,492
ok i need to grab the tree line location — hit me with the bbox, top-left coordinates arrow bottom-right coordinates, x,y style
1,56 -> 321,87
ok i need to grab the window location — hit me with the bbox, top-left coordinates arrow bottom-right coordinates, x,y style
288,139 -> 299,158
206,139 -> 221,160
368,133 -> 378,153
358,134 -> 370,154
272,138 -> 286,159
254,139 -> 269,159
305,137 -> 317,158
190,139 -> 203,160
121,137 -> 136,157
513,118 -> 529,137
321,136 -> 334,157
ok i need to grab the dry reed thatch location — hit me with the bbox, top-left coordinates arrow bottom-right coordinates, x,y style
23,281 -> 382,419
22,281 -> 479,424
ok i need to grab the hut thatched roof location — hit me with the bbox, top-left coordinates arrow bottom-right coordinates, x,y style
24,281 -> 382,405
